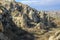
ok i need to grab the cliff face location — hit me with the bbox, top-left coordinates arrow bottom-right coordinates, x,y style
0,1 -> 60,40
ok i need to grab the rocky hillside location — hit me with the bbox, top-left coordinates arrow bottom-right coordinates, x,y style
0,0 -> 60,40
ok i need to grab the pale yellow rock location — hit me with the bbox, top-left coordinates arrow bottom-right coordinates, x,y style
0,9 -> 3,13
0,0 -> 15,2
0,21 -> 3,32
49,30 -> 60,40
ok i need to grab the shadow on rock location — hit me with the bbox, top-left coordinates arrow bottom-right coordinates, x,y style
0,5 -> 35,40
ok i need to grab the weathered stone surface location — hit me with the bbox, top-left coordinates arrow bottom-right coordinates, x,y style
0,32 -> 10,40
0,0 -> 15,2
0,0 -> 60,40
49,31 -> 60,40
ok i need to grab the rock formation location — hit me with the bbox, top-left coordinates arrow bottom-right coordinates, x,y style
0,0 -> 15,2
0,0 -> 60,40
49,30 -> 60,40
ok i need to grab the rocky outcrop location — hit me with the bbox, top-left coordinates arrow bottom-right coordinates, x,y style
0,0 -> 60,40
0,0 -> 15,2
0,32 -> 10,40
49,30 -> 60,40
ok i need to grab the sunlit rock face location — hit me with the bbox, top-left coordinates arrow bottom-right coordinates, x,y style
49,31 -> 60,40
5,0 -> 15,2
0,0 -> 60,40
1,0 -> 15,2
0,9 -> 2,13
